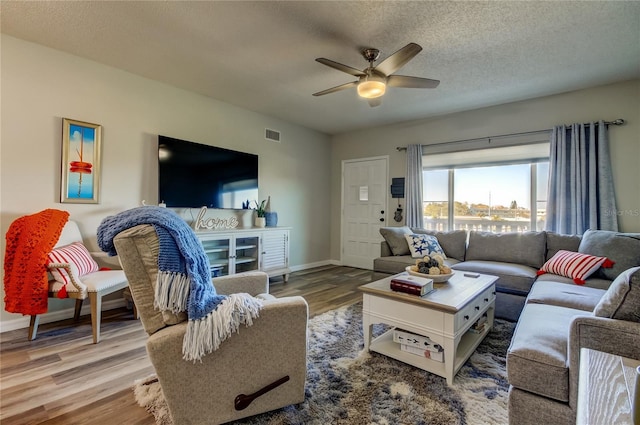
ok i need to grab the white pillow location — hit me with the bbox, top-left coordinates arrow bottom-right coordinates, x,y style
404,234 -> 447,259
48,242 -> 99,284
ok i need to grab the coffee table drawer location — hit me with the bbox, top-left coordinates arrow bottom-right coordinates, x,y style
454,285 -> 495,332
367,295 -> 444,328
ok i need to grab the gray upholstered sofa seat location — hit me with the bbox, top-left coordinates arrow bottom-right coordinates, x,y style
451,261 -> 538,295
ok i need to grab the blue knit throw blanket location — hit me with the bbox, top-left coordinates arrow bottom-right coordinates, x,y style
97,206 -> 263,362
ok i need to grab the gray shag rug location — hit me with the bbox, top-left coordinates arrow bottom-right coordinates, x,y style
133,302 -> 514,425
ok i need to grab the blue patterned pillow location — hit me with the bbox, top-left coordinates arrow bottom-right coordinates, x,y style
404,234 -> 447,259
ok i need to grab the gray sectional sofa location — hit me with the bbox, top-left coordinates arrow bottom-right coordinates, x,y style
373,227 -> 637,321
374,226 -> 640,424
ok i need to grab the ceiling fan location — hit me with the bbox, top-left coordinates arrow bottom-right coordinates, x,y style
312,42 -> 440,107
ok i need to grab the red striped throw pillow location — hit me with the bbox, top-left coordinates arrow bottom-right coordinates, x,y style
47,242 -> 99,284
537,249 -> 614,285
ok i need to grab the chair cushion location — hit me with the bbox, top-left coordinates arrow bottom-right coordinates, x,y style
578,230 -> 640,280
537,250 -> 613,285
50,269 -> 128,293
507,304 -> 591,402
593,266 -> 640,322
380,226 -> 412,256
48,242 -> 99,284
404,234 -> 446,259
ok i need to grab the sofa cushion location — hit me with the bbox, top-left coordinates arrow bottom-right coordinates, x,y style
411,229 -> 467,261
594,266 -> 640,322
531,272 -> 612,290
545,232 -> 581,261
507,304 -> 591,402
537,250 -> 613,285
578,230 -> 640,280
404,234 -> 446,258
465,231 -> 546,269
379,226 -> 412,256
526,280 -> 605,312
451,260 -> 538,295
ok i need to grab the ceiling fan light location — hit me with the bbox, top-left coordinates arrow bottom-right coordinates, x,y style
357,78 -> 386,99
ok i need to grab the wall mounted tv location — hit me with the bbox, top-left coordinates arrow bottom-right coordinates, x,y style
158,135 -> 258,209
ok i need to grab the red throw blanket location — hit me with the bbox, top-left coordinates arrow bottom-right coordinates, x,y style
4,209 -> 69,315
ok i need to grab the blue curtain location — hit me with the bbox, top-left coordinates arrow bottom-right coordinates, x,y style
405,144 -> 424,228
545,121 -> 618,234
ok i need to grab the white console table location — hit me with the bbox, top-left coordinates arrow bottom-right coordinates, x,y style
196,227 -> 290,282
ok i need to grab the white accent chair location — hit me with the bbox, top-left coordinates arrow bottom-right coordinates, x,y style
28,221 -> 129,343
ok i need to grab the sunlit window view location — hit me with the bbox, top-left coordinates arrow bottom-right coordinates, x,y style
423,162 -> 549,233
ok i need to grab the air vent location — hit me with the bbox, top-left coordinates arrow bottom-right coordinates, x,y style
265,128 -> 281,143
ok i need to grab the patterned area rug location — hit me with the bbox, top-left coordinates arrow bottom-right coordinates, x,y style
133,302 -> 514,425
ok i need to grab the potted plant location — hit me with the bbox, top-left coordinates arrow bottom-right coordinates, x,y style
254,200 -> 266,227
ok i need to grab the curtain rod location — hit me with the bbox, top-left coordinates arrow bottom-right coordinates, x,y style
395,118 -> 625,152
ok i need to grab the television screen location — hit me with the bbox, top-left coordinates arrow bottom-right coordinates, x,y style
158,136 -> 258,209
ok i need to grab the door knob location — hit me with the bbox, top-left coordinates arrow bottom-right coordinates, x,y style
379,218 -> 384,222
380,210 -> 385,214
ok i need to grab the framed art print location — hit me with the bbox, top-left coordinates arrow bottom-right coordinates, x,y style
60,118 -> 102,204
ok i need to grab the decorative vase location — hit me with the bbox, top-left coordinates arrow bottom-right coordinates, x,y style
265,212 -> 278,227
254,216 -> 266,228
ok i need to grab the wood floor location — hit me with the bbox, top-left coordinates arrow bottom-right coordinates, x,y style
0,265 -> 389,425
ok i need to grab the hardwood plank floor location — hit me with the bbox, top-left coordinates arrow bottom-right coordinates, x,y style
0,266 -> 389,425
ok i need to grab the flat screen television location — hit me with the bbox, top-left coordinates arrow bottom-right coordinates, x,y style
158,135 -> 258,209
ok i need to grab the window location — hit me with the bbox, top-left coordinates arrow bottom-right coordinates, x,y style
422,140 -> 549,233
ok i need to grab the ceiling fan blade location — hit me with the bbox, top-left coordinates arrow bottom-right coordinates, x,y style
368,98 -> 382,107
315,58 -> 366,77
387,75 -> 440,89
374,43 -> 422,76
312,81 -> 358,96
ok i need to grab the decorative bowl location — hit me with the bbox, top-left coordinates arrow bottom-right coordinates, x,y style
405,266 -> 454,283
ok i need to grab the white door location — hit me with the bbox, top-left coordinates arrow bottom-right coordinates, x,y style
342,157 -> 389,269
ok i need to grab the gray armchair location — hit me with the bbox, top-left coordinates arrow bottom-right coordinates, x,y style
113,224 -> 308,425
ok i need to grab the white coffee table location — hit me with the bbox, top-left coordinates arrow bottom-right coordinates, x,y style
359,271 -> 497,385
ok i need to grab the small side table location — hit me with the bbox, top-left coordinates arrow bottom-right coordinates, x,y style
577,348 -> 639,425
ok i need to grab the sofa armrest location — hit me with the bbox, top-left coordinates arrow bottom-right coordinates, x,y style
380,241 -> 392,257
213,271 -> 269,296
568,315 -> 640,409
146,296 -> 308,424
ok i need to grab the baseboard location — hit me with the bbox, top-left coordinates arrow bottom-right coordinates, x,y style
289,259 -> 340,272
0,299 -> 126,334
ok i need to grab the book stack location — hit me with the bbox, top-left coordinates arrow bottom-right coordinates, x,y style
468,315 -> 488,334
390,273 -> 434,296
393,329 -> 444,362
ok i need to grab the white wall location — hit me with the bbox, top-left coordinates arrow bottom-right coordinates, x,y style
0,36 -> 332,326
330,80 -> 640,260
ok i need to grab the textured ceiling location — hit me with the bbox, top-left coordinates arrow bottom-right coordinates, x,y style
2,1 -> 639,135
